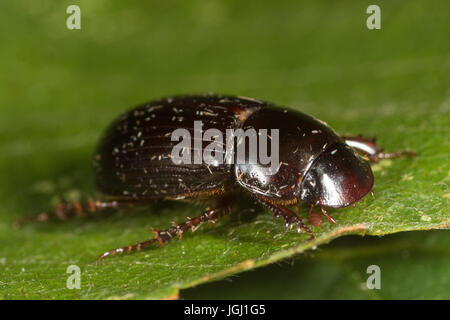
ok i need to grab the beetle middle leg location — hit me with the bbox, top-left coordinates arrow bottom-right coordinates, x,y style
343,135 -> 415,162
307,205 -> 336,227
97,201 -> 232,261
255,195 -> 314,239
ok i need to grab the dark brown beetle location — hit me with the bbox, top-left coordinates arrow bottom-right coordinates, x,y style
25,94 -> 414,260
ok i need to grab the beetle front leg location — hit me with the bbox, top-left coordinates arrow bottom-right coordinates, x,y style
98,203 -> 232,261
343,135 -> 415,162
255,195 -> 314,239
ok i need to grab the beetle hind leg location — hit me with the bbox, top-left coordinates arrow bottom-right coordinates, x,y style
16,199 -> 140,227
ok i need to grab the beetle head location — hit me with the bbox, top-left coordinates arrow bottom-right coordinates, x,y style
300,142 -> 374,208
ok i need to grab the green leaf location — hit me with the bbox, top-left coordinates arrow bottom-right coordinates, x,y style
0,0 -> 449,299
182,230 -> 450,299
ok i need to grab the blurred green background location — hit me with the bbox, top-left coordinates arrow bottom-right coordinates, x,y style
0,0 -> 449,299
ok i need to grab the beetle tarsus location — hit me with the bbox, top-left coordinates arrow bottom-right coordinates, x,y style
98,238 -> 158,262
320,206 -> 336,224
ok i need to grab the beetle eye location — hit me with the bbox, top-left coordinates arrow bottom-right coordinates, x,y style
300,143 -> 374,208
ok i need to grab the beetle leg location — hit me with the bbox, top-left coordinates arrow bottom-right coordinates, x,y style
307,205 -> 323,227
255,195 -> 314,239
16,199 -> 141,226
370,149 -> 416,162
320,206 -> 336,224
97,203 -> 232,261
343,135 -> 415,163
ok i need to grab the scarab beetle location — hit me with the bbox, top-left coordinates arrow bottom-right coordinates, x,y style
25,94 -> 414,260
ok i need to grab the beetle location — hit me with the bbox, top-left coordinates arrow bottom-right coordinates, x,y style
25,94 -> 414,260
